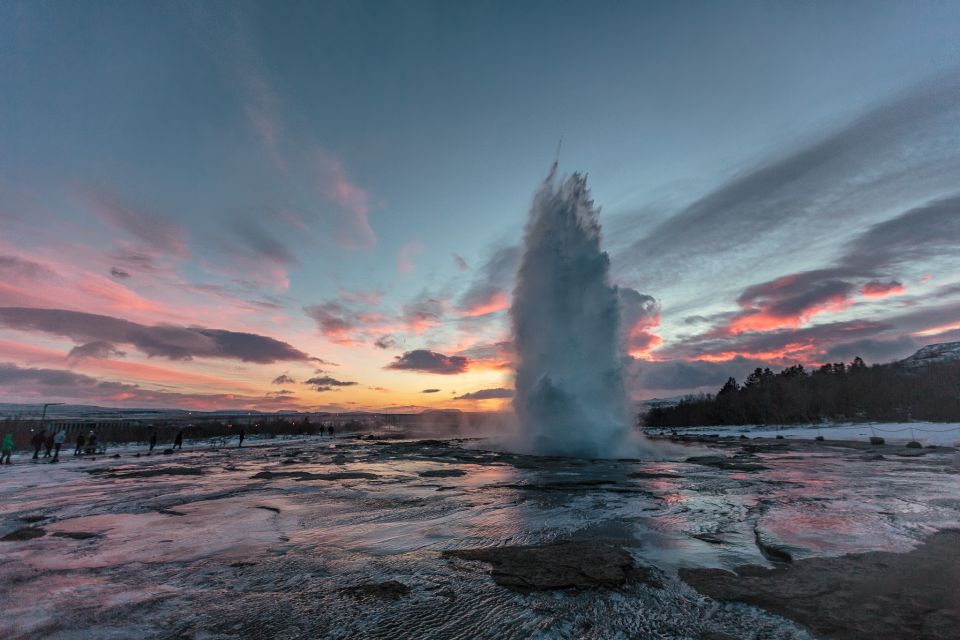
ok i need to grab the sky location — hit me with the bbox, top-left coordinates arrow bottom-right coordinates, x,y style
1,1 -> 959,413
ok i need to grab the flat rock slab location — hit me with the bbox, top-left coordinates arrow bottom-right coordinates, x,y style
444,540 -> 656,592
680,529 -> 960,640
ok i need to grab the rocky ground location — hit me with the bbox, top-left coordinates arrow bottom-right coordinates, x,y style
1,431 -> 958,639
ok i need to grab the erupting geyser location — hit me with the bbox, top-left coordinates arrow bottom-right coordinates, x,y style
511,165 -> 644,458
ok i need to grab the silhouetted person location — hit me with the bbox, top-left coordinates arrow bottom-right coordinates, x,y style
74,432 -> 85,456
238,429 -> 245,448
174,431 -> 183,450
1,433 -> 13,464
52,430 -> 65,462
87,432 -> 98,455
31,430 -> 46,460
148,432 -> 157,454
42,432 -> 55,458
328,425 -> 334,437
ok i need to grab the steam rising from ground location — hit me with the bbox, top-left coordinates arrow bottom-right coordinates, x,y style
511,166 -> 660,458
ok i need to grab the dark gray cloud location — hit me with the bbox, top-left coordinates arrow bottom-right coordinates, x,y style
0,307 -> 311,363
386,350 -> 469,374
374,334 -> 398,349
271,374 -> 296,385
456,245 -> 519,314
109,267 -> 131,279
617,74 -> 960,285
304,301 -> 357,339
402,294 -> 445,327
0,255 -> 56,280
821,336 -> 919,364
0,362 -> 298,408
421,388 -> 441,393
304,375 -> 357,392
452,253 -> 469,271
841,194 -> 960,272
232,220 -> 300,267
630,357 -> 770,391
67,341 -> 126,360
453,387 -> 513,400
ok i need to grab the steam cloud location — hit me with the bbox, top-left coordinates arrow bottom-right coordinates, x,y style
511,167 -> 657,458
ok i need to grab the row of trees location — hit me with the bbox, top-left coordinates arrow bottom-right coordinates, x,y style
644,357 -> 960,427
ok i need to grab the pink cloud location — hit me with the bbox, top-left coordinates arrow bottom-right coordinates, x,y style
315,151 -> 376,249
860,280 -> 905,299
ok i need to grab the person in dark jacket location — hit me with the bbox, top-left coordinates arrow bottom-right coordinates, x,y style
43,432 -> 55,458
238,429 -> 245,448
148,431 -> 157,454
174,431 -> 183,450
74,432 -> 86,456
31,430 -> 46,460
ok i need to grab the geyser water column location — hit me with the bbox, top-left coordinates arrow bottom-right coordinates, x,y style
511,166 -> 631,458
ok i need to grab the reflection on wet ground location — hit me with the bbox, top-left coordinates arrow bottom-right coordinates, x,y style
1,434 -> 958,639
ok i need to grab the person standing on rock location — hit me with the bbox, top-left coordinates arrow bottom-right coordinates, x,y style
174,430 -> 183,450
52,429 -> 66,462
238,429 -> 245,448
1,433 -> 13,464
31,430 -> 46,460
148,431 -> 157,454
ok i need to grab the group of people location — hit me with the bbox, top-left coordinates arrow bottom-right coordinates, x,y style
0,424 -> 314,465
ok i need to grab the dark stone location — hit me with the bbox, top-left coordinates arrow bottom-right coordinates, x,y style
815,435 -> 825,441
775,435 -> 785,440
418,469 -> 467,478
628,470 -> 681,479
255,505 -> 280,513
443,540 -> 658,592
341,580 -> 411,600
52,531 -> 99,540
869,436 -> 885,445
162,448 -> 174,455
2,527 -> 46,541
251,470 -> 378,481
19,515 -> 45,523
906,441 -> 923,448
158,509 -> 186,516
680,529 -> 960,640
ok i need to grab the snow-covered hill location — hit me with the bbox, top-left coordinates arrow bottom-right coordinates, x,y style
899,341 -> 960,368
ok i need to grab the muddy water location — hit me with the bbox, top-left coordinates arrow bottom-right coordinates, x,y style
1,435 -> 957,639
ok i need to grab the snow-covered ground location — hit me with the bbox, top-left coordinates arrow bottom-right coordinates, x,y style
1,432 -> 958,639
646,421 -> 960,446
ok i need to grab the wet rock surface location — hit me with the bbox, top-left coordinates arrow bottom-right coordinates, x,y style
680,529 -> 960,640
0,431 -> 957,639
445,540 -> 657,592
341,580 -> 411,600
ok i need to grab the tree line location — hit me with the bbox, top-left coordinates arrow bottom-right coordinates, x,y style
643,357 -> 960,427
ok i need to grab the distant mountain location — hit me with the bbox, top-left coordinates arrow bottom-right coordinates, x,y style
899,342 -> 960,368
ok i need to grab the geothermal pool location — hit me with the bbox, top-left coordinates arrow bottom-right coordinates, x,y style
1,433 -> 958,639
